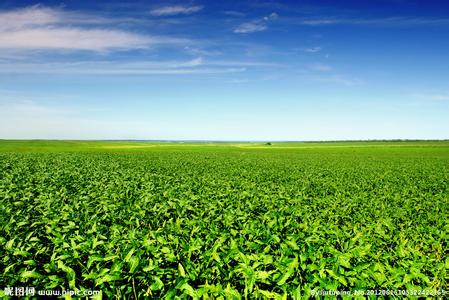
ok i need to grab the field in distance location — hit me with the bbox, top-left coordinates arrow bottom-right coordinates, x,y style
0,140 -> 448,298
0,139 -> 448,152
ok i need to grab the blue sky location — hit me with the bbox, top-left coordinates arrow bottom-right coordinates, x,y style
0,0 -> 448,140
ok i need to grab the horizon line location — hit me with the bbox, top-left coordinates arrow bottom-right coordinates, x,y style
1,138 -> 449,143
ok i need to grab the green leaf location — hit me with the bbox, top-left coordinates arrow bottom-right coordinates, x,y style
95,274 -> 120,286
178,263 -> 186,277
150,277 -> 164,291
5,238 -> 15,250
124,248 -> 135,262
285,239 -> 299,250
258,290 -> 277,298
255,270 -> 271,280
20,270 -> 43,279
57,260 -> 76,289
277,271 -> 293,286
87,255 -> 104,269
128,256 -> 139,273
180,282 -> 197,298
337,254 -> 352,269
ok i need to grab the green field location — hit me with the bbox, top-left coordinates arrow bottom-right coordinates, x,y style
0,140 -> 448,298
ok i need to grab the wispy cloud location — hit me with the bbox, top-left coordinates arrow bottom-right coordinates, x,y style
300,16 -> 449,27
303,46 -> 321,53
0,5 -> 57,30
0,5 -> 113,30
0,58 -> 270,75
234,12 -> 279,34
312,75 -> 364,86
0,55 -> 284,75
227,78 -> 250,84
234,22 -> 267,34
224,11 -> 246,17
149,5 -> 203,16
301,18 -> 338,26
184,46 -> 222,56
0,28 -> 186,51
214,61 -> 280,67
0,6 -> 188,52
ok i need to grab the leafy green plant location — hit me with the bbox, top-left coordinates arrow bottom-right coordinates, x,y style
0,143 -> 448,298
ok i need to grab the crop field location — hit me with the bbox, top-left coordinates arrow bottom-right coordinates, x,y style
0,140 -> 448,298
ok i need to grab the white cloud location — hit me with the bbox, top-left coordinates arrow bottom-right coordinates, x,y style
0,56 -> 284,75
224,11 -> 246,17
303,74 -> 363,86
0,6 -> 188,52
228,79 -> 249,84
206,60 -> 281,67
234,12 -> 278,34
0,58 -> 252,75
149,5 -> 203,16
0,5 -> 110,30
0,28 -> 185,51
302,19 -> 338,26
184,46 -> 222,56
301,17 -> 449,27
315,75 -> 364,86
178,57 -> 203,67
303,46 -> 321,53
234,22 -> 267,34
264,13 -> 279,21
0,5 -> 61,30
